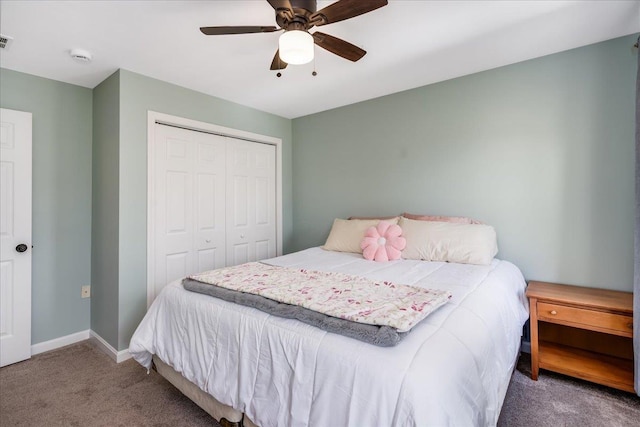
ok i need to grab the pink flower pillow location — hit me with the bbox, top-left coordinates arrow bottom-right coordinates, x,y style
360,221 -> 407,262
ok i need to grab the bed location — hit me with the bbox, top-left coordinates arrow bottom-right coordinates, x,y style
130,246 -> 529,427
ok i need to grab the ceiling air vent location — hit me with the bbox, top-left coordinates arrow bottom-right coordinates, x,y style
0,34 -> 14,50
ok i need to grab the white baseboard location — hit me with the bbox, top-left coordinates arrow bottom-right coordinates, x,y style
31,330 -> 91,355
89,330 -> 131,363
30,329 -> 131,364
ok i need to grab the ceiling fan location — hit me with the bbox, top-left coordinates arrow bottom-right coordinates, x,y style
200,0 -> 388,71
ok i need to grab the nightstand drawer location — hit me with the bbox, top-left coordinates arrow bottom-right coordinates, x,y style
538,302 -> 632,337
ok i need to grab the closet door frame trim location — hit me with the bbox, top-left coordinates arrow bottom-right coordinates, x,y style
146,111 -> 283,308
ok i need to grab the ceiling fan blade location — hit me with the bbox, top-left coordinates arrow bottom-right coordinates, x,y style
270,49 -> 288,70
200,26 -> 279,35
310,0 -> 388,26
312,32 -> 366,62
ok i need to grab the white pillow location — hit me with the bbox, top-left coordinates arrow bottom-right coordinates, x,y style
399,217 -> 498,265
323,218 -> 399,254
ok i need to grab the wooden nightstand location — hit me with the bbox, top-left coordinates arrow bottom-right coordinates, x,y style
526,281 -> 634,393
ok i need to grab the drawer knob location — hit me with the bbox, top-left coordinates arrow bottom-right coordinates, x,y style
550,310 -> 557,315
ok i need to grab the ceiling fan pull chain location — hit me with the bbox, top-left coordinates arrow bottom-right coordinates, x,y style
312,46 -> 317,76
277,52 -> 283,77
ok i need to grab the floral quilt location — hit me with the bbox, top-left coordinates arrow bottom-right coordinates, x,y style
188,262 -> 451,332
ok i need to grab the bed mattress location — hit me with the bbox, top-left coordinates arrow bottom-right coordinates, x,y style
130,247 -> 529,427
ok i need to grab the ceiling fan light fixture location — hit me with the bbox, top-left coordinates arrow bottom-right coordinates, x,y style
279,30 -> 313,65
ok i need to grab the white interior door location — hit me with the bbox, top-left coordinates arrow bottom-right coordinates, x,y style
152,124 -> 226,300
226,139 -> 276,266
0,108 -> 32,367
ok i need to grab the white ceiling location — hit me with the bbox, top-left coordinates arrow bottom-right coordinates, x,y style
1,1 -> 638,119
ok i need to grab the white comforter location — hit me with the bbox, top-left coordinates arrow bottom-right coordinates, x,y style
130,248 -> 529,427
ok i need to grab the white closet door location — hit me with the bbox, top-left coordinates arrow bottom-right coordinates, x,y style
226,139 -> 277,266
153,125 -> 226,299
0,108 -> 32,367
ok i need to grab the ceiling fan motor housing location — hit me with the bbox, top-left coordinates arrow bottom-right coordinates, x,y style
275,0 -> 318,30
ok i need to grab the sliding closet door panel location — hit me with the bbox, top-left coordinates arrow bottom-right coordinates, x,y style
155,130 -> 193,294
232,175 -> 249,227
226,139 -> 276,266
194,136 -> 226,273
153,124 -> 226,299
251,144 -> 276,261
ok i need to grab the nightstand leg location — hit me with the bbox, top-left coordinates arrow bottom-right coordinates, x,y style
529,297 -> 539,380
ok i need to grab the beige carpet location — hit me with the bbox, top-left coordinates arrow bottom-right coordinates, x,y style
1,341 -> 638,426
498,353 -> 640,427
0,341 -> 218,426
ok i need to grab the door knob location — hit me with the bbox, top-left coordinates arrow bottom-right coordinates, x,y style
16,244 -> 28,253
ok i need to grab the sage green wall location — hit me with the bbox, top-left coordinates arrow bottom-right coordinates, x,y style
0,68 -> 92,344
116,69 -> 293,350
2,33 -> 633,350
91,71 -> 120,347
292,35 -> 637,291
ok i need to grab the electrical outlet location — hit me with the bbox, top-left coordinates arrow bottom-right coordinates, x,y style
81,285 -> 91,299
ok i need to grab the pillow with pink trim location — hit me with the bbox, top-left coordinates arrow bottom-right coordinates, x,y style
360,221 -> 407,262
402,212 -> 484,225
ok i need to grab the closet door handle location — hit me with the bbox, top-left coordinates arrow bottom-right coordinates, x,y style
16,243 -> 28,253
